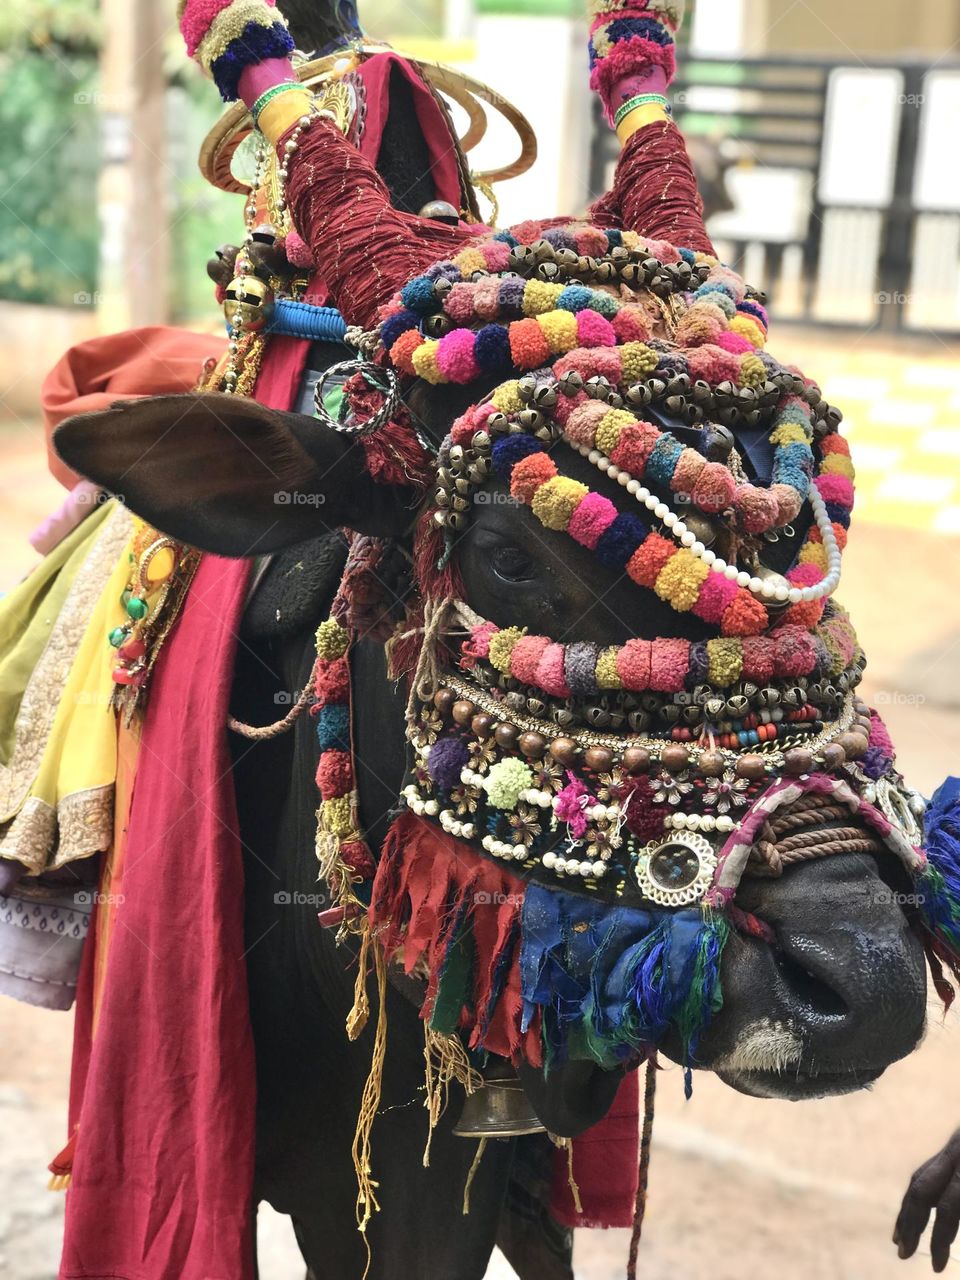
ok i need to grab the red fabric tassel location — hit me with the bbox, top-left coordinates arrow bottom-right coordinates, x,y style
371,810 -> 542,1065
590,118 -> 715,256
550,1072 -> 641,1229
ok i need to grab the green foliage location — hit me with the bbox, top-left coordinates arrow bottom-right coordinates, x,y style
0,0 -> 101,55
0,49 -> 99,306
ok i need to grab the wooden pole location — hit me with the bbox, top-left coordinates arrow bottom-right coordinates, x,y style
97,0 -> 172,330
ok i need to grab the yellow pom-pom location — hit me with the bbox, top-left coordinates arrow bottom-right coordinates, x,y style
491,380 -> 524,414
596,647 -> 623,689
821,453 -> 855,479
316,617 -> 350,659
523,280 -> 564,316
620,342 -> 658,383
621,231 -> 642,251
729,315 -> 765,349
739,353 -> 767,387
769,421 -> 810,447
323,795 -> 354,837
706,638 -> 743,687
488,626 -> 526,674
537,309 -> 578,354
799,541 -> 829,573
412,339 -> 443,384
453,247 -> 487,276
531,476 -> 589,530
595,408 -> 636,456
653,549 -> 710,612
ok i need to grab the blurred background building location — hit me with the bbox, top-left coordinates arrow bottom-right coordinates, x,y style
1,2 -> 959,1278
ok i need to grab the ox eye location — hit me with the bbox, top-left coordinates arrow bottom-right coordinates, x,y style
491,543 -> 535,583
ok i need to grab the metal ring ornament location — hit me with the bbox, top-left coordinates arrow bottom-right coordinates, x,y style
199,44 -> 537,195
634,831 -> 719,908
313,360 -> 400,436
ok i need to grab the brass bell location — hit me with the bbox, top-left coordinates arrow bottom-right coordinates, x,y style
453,1062 -> 546,1139
224,275 -> 274,333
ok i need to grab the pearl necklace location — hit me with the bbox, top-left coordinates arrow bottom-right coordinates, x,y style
571,438 -> 842,604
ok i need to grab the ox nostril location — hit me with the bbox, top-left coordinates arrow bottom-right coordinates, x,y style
773,947 -> 849,1019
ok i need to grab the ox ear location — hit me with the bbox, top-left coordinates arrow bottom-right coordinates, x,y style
53,393 -> 416,556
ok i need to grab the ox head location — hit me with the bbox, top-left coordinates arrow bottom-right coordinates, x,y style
54,205 -> 960,1142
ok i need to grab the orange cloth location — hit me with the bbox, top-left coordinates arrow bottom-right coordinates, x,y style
41,326 -> 226,488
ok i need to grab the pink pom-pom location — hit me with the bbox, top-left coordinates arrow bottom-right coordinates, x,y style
437,329 -> 480,383
815,473 -> 855,508
576,310 -> 617,348
284,230 -> 314,268
567,492 -> 618,548
741,637 -> 776,682
716,332 -> 754,354
564,399 -> 609,447
649,638 -> 690,693
445,283 -> 476,324
692,573 -> 738,624
510,635 -> 551,685
616,639 -> 652,691
536,643 -> 571,698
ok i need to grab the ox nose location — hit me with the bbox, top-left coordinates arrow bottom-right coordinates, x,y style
714,853 -> 927,1095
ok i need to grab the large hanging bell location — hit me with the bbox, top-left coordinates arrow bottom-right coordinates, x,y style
453,1061 -> 546,1139
223,274 -> 275,333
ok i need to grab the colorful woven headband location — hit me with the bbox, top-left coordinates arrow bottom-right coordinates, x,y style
179,0 -> 294,100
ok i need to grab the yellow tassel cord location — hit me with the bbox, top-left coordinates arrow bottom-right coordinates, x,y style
349,931 -> 389,1244
422,1028 -> 483,1168
48,1173 -> 71,1192
462,1138 -> 489,1216
548,1134 -> 583,1214
469,172 -> 500,228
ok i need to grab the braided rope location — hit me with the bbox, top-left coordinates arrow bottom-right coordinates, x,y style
226,655 -> 319,739
627,1054 -> 658,1280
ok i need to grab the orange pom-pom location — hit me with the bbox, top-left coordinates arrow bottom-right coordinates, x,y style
510,452 -> 557,503
389,328 -> 424,375
721,589 -> 769,637
509,318 -> 552,369
626,533 -> 674,588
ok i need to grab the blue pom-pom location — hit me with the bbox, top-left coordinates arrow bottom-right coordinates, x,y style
646,435 -> 684,486
474,324 -> 512,372
605,229 -> 624,249
210,22 -> 296,102
317,704 -> 350,752
678,247 -> 695,264
493,231 -> 519,246
400,276 -> 439,314
556,285 -> 594,313
824,502 -> 851,528
380,309 -> 419,349
595,513 -> 649,568
491,433 -> 544,477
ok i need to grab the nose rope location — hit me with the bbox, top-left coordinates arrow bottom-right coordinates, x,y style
749,792 -> 886,876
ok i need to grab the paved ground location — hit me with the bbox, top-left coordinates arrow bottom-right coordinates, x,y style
1,326 -> 959,1278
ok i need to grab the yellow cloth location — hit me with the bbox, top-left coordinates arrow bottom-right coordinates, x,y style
0,503 -> 135,873
616,103 -> 669,144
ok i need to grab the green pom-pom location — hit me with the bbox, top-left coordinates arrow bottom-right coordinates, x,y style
483,758 -> 533,810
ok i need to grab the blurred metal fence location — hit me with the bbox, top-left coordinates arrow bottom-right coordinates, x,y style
589,54 -> 960,335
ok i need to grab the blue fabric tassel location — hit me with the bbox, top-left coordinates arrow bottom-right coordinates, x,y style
918,776 -> 960,951
519,887 -> 726,1069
